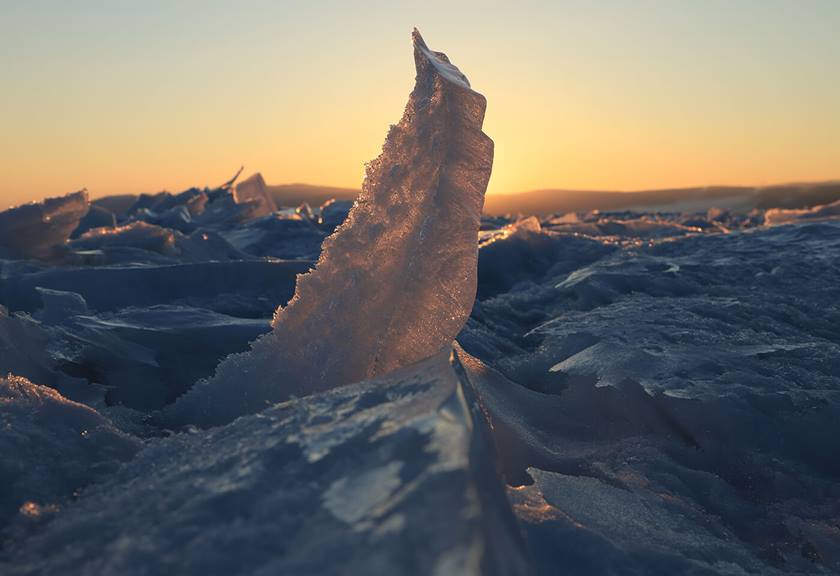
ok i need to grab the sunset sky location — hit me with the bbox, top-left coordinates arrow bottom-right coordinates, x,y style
1,0 -> 838,207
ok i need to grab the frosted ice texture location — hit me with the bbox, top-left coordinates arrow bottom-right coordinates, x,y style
0,375 -> 140,532
2,352 -> 529,576
167,30 -> 493,426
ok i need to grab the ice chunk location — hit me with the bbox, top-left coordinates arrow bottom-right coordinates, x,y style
542,213 -> 707,243
509,468 -> 771,574
220,214 -> 326,260
167,29 -> 493,426
69,222 -> 179,256
458,219 -> 840,573
0,259 -> 309,316
458,345 -> 840,573
71,204 -> 116,238
58,306 -> 271,410
67,222 -> 246,264
92,195 -> 137,218
295,202 -> 316,221
128,188 -> 208,218
34,287 -> 89,325
0,375 -> 140,534
477,218 -> 615,299
764,198 -> 840,226
318,198 -> 354,231
134,204 -> 196,233
0,191 -> 89,260
0,350 -> 527,576
0,311 -> 94,403
192,190 -> 271,227
234,172 -> 277,218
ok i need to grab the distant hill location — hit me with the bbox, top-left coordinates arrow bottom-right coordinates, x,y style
266,184 -> 359,208
92,194 -> 139,216
92,180 -> 840,218
263,181 -> 840,216
751,182 -> 840,210
482,182 -> 840,216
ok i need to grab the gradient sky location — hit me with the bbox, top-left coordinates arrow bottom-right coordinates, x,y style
1,0 -> 838,207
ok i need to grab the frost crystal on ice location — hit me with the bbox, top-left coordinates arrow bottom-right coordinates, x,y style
0,375 -> 140,531
167,29 -> 494,426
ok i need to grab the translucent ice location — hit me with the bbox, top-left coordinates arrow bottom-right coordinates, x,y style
0,311 -> 93,403
0,191 -> 89,261
67,222 -> 245,264
168,30 -> 494,426
234,172 -> 277,218
71,204 -> 116,238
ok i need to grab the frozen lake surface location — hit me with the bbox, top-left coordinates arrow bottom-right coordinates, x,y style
2,189 -> 838,574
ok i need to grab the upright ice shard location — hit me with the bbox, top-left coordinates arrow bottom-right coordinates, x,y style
0,191 -> 89,261
234,172 -> 277,218
168,29 -> 494,427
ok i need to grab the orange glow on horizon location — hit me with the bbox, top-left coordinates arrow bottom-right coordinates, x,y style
1,2 -> 838,208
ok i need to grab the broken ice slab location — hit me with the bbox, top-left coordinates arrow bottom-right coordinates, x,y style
764,198 -> 840,226
92,195 -> 138,219
0,191 -> 89,261
0,310 -> 95,403
233,172 -> 277,218
57,306 -> 271,410
0,375 -> 141,536
317,198 -> 353,231
71,204 -> 116,238
33,287 -> 89,324
120,171 -> 276,230
67,222 -> 246,265
264,28 -> 493,386
220,214 -> 327,260
507,468 -> 775,575
477,218 -> 615,300
2,349 -> 529,576
69,222 -> 180,257
132,204 -> 196,234
190,190 -> 269,227
127,188 -> 208,219
0,259 -> 311,316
